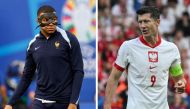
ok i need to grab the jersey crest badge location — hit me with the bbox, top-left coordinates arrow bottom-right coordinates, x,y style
148,51 -> 158,62
55,41 -> 60,49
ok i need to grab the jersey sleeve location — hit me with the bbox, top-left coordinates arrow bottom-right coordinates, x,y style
114,42 -> 129,72
171,45 -> 181,67
169,45 -> 183,77
67,31 -> 84,104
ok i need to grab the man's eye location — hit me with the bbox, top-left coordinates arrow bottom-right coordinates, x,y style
42,18 -> 47,22
53,18 -> 57,21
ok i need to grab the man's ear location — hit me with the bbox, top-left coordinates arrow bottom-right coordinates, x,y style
36,18 -> 40,25
156,19 -> 160,26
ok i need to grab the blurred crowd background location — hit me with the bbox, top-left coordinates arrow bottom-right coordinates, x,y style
98,0 -> 190,109
0,60 -> 36,109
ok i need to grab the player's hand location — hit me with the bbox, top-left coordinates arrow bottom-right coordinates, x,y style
67,103 -> 77,109
174,79 -> 186,94
4,105 -> 12,109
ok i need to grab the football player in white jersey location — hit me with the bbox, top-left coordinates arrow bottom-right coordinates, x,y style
104,6 -> 186,109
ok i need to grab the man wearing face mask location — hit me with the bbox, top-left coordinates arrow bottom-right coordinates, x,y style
4,5 -> 84,109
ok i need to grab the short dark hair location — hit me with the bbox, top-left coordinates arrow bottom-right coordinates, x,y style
136,6 -> 160,20
182,11 -> 189,17
37,5 -> 56,16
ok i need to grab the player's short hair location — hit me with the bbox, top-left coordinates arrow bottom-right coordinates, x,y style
182,11 -> 189,17
136,6 -> 160,20
37,5 -> 56,16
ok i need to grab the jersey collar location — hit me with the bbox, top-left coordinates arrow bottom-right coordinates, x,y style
139,35 -> 161,48
39,31 -> 57,39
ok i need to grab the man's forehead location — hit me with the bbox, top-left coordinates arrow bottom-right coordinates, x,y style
137,13 -> 152,20
39,12 -> 56,16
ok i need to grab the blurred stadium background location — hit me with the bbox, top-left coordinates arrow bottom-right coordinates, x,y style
98,0 -> 190,109
0,0 -> 96,109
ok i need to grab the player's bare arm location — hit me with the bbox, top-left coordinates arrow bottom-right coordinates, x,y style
104,67 -> 123,109
0,85 -> 7,107
170,64 -> 186,94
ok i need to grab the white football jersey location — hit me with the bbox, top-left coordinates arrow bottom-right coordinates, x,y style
114,36 -> 181,109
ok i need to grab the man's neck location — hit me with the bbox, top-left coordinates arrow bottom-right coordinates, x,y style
143,34 -> 159,47
40,30 -> 50,39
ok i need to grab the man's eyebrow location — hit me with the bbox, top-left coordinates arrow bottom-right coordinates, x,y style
138,19 -> 150,22
138,20 -> 144,22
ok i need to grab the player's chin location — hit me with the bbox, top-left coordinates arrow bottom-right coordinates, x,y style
142,33 -> 150,37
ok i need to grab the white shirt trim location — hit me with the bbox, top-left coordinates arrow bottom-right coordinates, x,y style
56,26 -> 71,48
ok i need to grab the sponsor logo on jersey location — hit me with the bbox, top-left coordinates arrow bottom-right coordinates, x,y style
149,66 -> 157,69
148,51 -> 158,62
35,46 -> 40,51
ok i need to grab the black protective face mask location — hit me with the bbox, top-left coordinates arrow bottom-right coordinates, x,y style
36,12 -> 59,29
